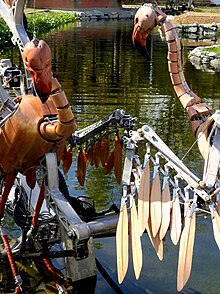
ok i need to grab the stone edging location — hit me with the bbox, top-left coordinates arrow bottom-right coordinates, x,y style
75,8 -> 136,20
172,22 -> 220,72
189,45 -> 220,71
175,22 -> 220,37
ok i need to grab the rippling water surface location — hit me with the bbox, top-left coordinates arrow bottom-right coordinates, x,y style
2,19 -> 220,293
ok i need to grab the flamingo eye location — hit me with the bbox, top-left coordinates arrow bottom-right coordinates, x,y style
135,17 -> 139,24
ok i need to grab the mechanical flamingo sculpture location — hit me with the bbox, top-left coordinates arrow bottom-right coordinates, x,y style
0,2 -> 78,291
0,38 -> 77,219
0,1 -> 135,292
1,0 -> 220,292
0,38 -> 77,293
129,2 -> 220,291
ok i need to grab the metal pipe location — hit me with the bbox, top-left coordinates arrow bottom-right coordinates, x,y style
88,212 -> 123,238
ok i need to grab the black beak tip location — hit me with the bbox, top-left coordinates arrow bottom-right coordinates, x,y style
133,39 -> 150,60
40,95 -> 49,104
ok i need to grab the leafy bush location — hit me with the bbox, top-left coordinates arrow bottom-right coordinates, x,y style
0,11 -> 79,48
26,11 -> 79,36
0,18 -> 13,46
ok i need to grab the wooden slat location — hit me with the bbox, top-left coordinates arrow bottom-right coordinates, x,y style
116,205 -> 129,284
146,218 -> 163,261
183,211 -> 196,286
100,134 -> 110,167
130,198 -> 143,279
76,149 -> 87,186
211,210 -> 220,250
170,196 -> 182,245
177,210 -> 196,292
138,160 -> 150,236
150,168 -> 162,237
159,181 -> 171,240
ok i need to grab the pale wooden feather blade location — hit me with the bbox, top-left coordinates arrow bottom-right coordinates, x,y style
177,214 -> 190,292
170,196 -> 182,245
116,205 -> 129,284
150,171 -> 162,237
183,211 -> 196,287
212,210 -> 220,250
159,182 -> 171,240
130,198 -> 143,279
177,210 -> 196,292
138,160 -> 150,236
146,219 -> 163,261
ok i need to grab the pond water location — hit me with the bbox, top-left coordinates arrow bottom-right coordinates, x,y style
2,19 -> 220,293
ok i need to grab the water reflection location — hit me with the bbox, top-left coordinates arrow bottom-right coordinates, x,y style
44,20 -> 217,169
47,24 -> 184,138
1,19 -> 220,293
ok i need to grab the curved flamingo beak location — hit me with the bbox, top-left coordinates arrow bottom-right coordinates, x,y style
132,5 -> 157,57
132,23 -> 150,58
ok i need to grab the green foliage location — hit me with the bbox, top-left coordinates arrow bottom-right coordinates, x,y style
0,18 -> 12,46
26,11 -> 79,37
204,46 -> 220,55
0,11 -> 79,48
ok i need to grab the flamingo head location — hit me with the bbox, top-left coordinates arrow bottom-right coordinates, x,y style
132,4 -> 166,57
23,39 -> 52,102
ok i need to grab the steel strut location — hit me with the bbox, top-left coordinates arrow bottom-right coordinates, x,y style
130,126 -> 210,202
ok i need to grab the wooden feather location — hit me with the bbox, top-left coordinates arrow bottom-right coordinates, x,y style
159,180 -> 171,240
170,195 -> 182,245
138,160 -> 150,236
100,134 -> 110,167
116,204 -> 129,284
177,210 -> 196,292
93,140 -> 101,168
150,167 -> 162,237
183,210 -> 196,286
114,135 -> 122,184
76,149 -> 87,186
104,150 -> 114,174
62,147 -> 72,175
211,210 -> 220,249
146,218 -> 163,261
86,145 -> 94,166
129,198 -> 143,279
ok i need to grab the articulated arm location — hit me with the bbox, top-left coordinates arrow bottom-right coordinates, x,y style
160,19 -> 212,135
39,77 -> 77,141
132,3 -> 212,137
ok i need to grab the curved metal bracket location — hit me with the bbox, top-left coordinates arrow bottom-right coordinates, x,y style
0,0 -> 31,89
0,0 -> 29,51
